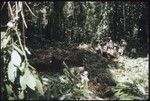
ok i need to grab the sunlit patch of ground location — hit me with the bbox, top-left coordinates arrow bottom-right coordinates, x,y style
109,55 -> 149,99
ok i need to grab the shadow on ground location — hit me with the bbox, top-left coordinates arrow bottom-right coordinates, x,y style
28,44 -> 121,98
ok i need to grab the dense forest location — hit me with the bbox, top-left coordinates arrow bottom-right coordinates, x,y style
1,1 -> 149,100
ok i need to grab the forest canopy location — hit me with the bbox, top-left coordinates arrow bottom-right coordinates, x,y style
1,1 -> 149,56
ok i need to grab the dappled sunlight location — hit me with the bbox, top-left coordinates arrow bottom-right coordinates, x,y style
1,1 -> 148,100
109,55 -> 149,100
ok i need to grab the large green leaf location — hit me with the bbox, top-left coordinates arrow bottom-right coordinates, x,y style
1,35 -> 11,49
23,68 -> 36,90
1,31 -> 6,40
11,50 -> 22,67
19,62 -> 25,72
6,84 -> 13,95
7,61 -> 17,83
18,90 -> 24,99
35,79 -> 44,96
20,76 -> 27,90
8,97 -> 15,100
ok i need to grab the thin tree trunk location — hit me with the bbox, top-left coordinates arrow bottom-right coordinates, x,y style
145,3 -> 149,53
123,3 -> 126,33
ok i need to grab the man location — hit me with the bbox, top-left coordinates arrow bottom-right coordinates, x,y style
118,39 -> 127,55
93,41 -> 103,55
106,37 -> 114,55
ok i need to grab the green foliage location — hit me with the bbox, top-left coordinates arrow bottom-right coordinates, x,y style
110,56 -> 149,100
41,68 -> 87,100
112,82 -> 143,100
21,1 -> 149,57
1,2 -> 44,100
1,29 -> 44,100
1,1 -> 148,100
24,1 -> 148,56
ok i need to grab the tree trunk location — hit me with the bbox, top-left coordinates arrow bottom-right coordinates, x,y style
123,3 -> 126,33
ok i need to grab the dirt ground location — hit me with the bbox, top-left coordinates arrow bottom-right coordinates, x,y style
28,44 -> 149,100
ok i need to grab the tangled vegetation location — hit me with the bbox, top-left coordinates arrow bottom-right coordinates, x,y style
1,1 -> 149,100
